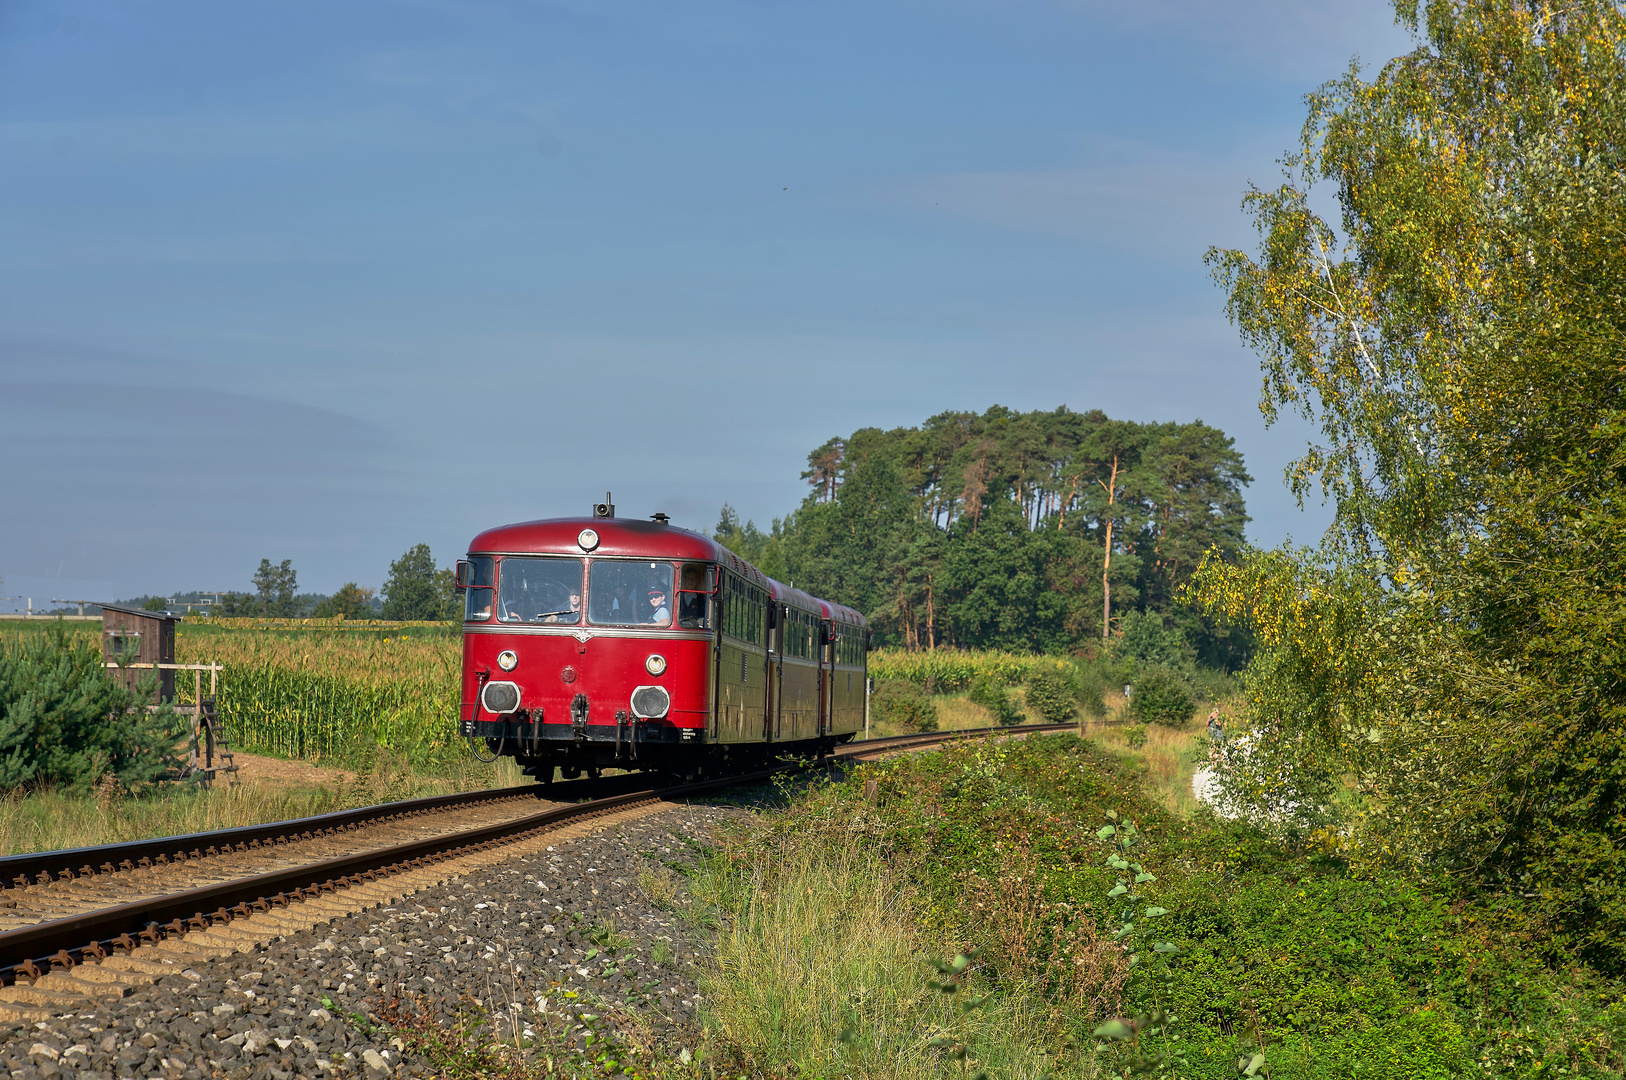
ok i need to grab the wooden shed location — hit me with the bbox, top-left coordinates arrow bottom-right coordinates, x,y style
101,604 -> 180,702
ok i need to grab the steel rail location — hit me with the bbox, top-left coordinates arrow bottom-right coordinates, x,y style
0,784 -> 550,890
0,722 -> 1072,986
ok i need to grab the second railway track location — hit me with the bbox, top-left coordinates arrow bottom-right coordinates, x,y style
0,723 -> 1068,1019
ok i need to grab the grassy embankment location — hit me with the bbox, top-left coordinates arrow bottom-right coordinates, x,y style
685,733 -> 1626,1079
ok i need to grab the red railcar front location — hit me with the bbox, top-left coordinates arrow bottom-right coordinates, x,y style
457,514 -> 721,780
457,504 -> 870,783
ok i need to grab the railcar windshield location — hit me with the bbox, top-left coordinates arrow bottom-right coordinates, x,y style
497,557 -> 585,624
588,560 -> 675,627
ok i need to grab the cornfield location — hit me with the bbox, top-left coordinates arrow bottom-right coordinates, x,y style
868,648 -> 1075,692
174,626 -> 461,766
9,619 -> 1075,765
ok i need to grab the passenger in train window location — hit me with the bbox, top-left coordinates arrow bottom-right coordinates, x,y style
648,588 -> 671,625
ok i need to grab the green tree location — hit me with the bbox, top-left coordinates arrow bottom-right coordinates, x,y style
0,629 -> 184,792
381,545 -> 455,621
1198,0 -> 1626,966
312,582 -> 376,620
252,558 -> 298,617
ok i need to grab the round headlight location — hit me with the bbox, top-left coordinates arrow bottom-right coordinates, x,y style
497,650 -> 518,672
645,653 -> 667,676
577,528 -> 600,551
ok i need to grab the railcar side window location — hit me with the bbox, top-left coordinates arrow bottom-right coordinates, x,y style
589,560 -> 675,627
463,557 -> 496,622
497,557 -> 584,624
721,575 -> 766,644
677,563 -> 711,630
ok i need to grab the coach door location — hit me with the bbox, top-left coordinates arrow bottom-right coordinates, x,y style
818,620 -> 833,737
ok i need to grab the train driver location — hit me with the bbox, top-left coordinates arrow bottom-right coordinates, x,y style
647,587 -> 671,626
545,593 -> 582,623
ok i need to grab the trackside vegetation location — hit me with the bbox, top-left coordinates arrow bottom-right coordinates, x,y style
1194,0 -> 1626,975
688,735 -> 1626,1078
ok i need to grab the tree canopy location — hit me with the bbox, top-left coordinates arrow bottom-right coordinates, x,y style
381,544 -> 457,621
1195,0 -> 1626,968
719,405 -> 1251,662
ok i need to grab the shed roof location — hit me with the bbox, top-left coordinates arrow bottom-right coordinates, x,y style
100,603 -> 182,623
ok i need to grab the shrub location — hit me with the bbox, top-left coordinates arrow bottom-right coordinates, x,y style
1129,664 -> 1195,727
870,679 -> 938,733
1025,668 -> 1079,724
968,674 -> 1025,726
0,630 -> 185,793
1123,724 -> 1148,749
1072,664 -> 1107,718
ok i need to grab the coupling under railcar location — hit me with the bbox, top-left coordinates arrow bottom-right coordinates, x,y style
456,500 -> 869,782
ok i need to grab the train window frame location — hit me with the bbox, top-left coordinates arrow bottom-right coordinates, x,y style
495,555 -> 585,625
461,556 -> 497,623
677,563 -> 713,630
586,558 -> 676,628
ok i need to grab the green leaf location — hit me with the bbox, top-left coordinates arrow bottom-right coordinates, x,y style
1243,1051 -> 1267,1076
584,947 -> 599,961
1093,1019 -> 1133,1040
1107,884 -> 1128,898
1153,942 -> 1181,954
1135,872 -> 1157,883
1143,906 -> 1170,917
1097,825 -> 1117,839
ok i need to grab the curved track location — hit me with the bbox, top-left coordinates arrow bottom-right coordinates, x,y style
0,723 -> 1067,1005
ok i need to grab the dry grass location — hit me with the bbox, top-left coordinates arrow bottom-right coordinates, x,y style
1072,692 -> 1239,817
0,753 -> 524,857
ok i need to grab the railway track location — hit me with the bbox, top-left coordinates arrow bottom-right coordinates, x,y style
0,723 -> 1067,1019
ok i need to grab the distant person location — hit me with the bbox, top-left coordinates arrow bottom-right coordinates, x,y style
647,588 -> 671,626
1207,707 -> 1223,744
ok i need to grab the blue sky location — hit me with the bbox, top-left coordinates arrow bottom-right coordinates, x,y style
0,0 -> 1414,607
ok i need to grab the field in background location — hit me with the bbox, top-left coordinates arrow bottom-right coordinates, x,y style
4,620 -> 1216,815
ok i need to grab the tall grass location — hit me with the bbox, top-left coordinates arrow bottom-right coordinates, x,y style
691,825 -> 1058,1079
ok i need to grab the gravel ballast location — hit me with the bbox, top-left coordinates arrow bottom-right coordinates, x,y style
0,801 -> 753,1079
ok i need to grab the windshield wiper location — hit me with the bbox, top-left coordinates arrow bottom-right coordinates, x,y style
531,609 -> 578,621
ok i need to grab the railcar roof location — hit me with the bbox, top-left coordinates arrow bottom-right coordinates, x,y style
467,517 -> 866,627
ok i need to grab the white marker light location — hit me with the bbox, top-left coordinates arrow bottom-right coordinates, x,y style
645,653 -> 667,676
577,528 -> 600,551
497,650 -> 518,672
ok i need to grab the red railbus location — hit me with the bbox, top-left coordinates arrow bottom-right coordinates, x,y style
456,501 -> 870,783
